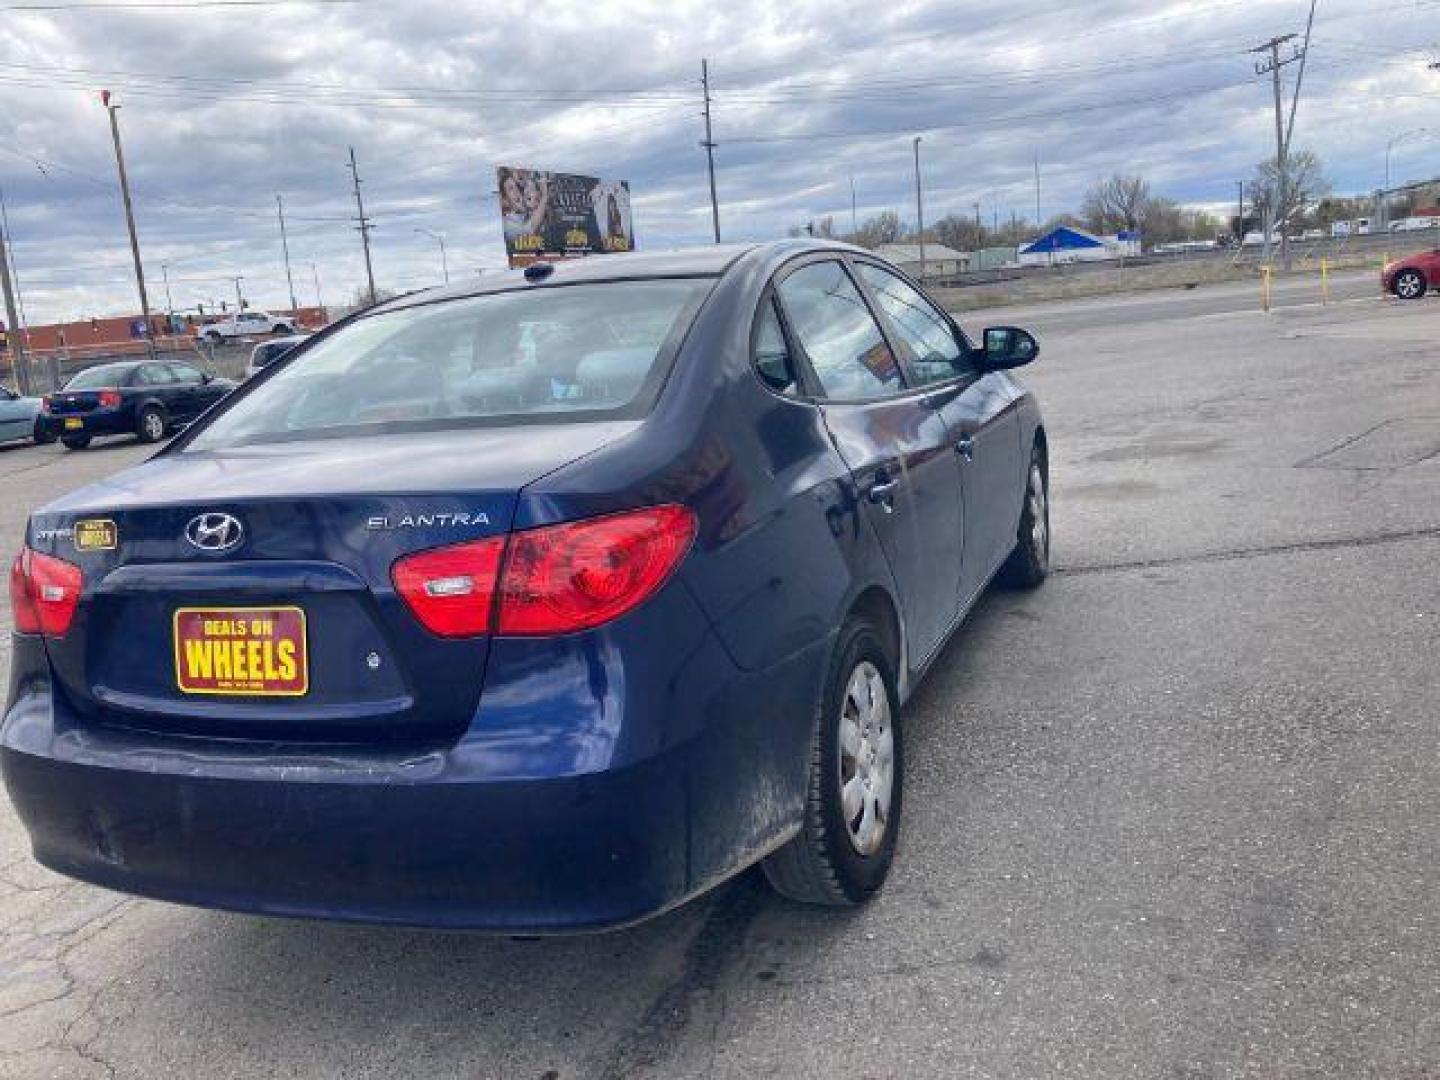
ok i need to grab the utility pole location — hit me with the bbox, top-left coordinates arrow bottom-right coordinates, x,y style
101,90 -> 154,355
912,136 -> 926,283
415,228 -> 449,284
700,59 -> 721,244
232,276 -> 244,312
348,146 -> 377,306
974,201 -> 983,239
1252,33 -> 1302,269
0,204 -> 28,394
310,262 -> 326,318
276,194 -> 298,314
849,174 -> 858,236
1236,181 -> 1245,239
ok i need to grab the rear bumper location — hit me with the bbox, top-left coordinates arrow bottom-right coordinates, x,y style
1,624 -> 827,931
2,733 -> 693,932
39,411 -> 131,437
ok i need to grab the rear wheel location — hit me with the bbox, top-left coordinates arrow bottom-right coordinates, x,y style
273,323 -> 294,335
61,435 -> 91,450
762,617 -> 903,906
1394,269 -> 1427,300
998,441 -> 1049,588
136,405 -> 167,443
32,419 -> 56,445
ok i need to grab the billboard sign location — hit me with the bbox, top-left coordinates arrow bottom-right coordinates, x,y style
497,166 -> 633,266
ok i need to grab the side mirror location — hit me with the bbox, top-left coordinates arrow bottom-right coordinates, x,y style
982,326 -> 1039,370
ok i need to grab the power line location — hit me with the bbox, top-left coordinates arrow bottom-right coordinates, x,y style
3,0 -> 359,9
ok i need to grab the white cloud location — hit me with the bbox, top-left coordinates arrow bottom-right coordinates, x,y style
0,0 -> 1435,322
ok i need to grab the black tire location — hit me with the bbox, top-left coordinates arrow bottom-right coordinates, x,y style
273,323 -> 294,335
61,435 -> 91,450
761,617 -> 903,906
32,419 -> 56,446
136,404 -> 167,444
1393,269 -> 1427,300
998,440 -> 1050,589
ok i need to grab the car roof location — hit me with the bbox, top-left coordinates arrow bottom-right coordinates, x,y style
376,239 -> 869,314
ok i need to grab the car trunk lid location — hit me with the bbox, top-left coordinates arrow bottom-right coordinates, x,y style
30,423 -> 637,742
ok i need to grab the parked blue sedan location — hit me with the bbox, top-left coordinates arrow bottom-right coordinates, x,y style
3,241 -> 1048,931
38,358 -> 235,449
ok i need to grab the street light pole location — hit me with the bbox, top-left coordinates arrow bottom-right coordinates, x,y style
101,90 -> 155,356
912,136 -> 925,284
415,228 -> 449,284
161,262 -> 174,326
1383,129 -> 1427,227
276,194 -> 298,314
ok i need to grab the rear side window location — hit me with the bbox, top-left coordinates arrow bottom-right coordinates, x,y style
168,364 -> 205,385
753,297 -> 798,395
185,279 -> 712,449
776,261 -> 902,401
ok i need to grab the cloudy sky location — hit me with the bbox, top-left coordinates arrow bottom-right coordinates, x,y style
0,0 -> 1435,324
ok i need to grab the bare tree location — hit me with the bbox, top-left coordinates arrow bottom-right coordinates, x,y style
930,213 -> 985,253
850,211 -> 903,249
1081,174 -> 1151,234
1249,150 -> 1330,232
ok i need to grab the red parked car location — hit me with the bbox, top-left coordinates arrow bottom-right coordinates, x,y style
1382,249 -> 1440,300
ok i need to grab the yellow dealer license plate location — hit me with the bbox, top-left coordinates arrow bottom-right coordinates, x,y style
64,417 -> 83,430
173,606 -> 308,696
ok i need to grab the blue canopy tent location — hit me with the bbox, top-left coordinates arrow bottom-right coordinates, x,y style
1019,226 -> 1106,256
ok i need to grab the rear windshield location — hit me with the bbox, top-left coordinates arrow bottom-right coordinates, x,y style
66,364 -> 134,390
185,279 -> 711,449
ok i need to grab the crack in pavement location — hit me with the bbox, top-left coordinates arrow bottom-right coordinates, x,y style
1054,526 -> 1440,577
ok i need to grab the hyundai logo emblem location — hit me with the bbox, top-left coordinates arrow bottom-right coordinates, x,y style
184,512 -> 244,553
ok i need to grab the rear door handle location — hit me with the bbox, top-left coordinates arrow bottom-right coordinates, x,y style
866,477 -> 900,512
955,435 -> 976,461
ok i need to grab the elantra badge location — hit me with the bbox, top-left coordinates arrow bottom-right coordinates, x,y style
366,511 -> 491,530
185,512 -> 244,552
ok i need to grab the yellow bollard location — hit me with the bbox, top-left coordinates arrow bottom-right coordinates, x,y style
1261,265 -> 1272,312
1321,258 -> 1330,305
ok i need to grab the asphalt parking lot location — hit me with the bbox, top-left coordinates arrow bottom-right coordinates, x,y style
2,275 -> 1437,1079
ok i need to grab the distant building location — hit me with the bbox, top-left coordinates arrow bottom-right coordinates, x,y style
874,242 -> 971,279
1018,226 -> 1140,266
9,307 -> 327,357
972,246 -> 1019,271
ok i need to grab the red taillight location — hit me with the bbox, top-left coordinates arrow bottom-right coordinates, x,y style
391,536 -> 505,638
497,505 -> 696,636
39,395 -> 52,413
8,554 -> 40,634
389,505 -> 696,639
8,547 -> 82,637
97,390 -> 121,409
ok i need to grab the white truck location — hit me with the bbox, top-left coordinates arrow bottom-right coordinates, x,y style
196,310 -> 297,342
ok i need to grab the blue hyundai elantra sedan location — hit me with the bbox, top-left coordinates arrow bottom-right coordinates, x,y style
3,240 -> 1047,930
